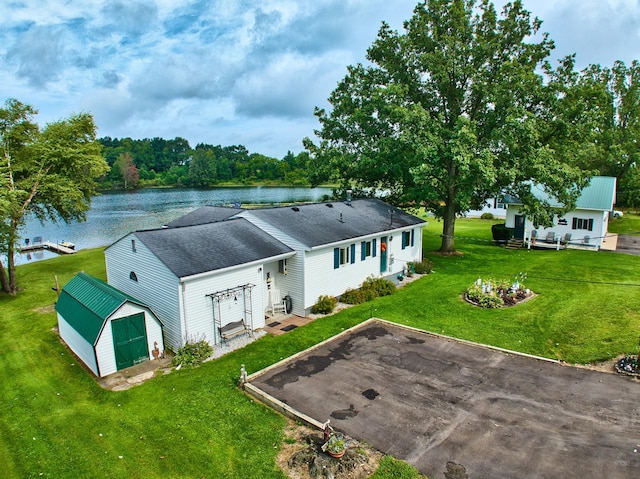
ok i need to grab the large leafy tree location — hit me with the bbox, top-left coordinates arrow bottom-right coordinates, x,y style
305,0 -> 588,253
0,99 -> 109,294
566,60 -> 640,207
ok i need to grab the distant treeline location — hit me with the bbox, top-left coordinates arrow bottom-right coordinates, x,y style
98,137 -> 311,189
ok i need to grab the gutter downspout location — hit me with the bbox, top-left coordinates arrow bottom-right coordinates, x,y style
181,282 -> 189,346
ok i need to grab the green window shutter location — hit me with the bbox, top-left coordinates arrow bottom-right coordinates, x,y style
373,239 -> 377,257
361,241 -> 366,261
588,219 -> 593,231
334,248 -> 339,269
411,229 -> 415,246
350,244 -> 356,264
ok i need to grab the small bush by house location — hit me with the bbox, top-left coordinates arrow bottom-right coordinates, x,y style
312,295 -> 338,314
412,258 -> 433,274
341,276 -> 396,305
172,337 -> 213,368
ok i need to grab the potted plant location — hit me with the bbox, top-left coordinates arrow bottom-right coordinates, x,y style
322,432 -> 347,458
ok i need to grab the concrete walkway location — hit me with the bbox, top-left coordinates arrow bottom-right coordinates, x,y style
248,320 -> 640,479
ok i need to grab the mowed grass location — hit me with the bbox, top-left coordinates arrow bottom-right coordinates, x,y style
608,211 -> 640,235
1,218 -> 639,478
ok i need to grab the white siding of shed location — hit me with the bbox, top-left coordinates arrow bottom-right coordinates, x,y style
105,234 -> 182,351
94,303 -> 165,378
57,314 -> 99,376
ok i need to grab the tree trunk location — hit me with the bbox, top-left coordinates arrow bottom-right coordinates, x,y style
7,244 -> 17,295
439,201 -> 457,254
439,162 -> 457,254
0,260 -> 10,294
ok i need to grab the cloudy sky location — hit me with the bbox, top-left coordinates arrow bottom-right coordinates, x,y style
2,0 -> 640,158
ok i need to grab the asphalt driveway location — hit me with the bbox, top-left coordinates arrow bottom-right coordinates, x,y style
249,320 -> 640,479
615,234 -> 640,256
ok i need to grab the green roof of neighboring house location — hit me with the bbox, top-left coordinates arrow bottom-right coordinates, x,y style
504,176 -> 617,211
55,272 -> 149,346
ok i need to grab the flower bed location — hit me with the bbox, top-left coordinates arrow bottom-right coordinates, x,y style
615,356 -> 640,377
465,275 -> 532,308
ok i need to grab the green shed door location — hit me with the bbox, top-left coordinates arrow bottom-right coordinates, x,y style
112,313 -> 149,371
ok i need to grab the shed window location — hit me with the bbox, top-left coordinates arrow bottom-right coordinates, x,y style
129,271 -> 138,282
131,239 -> 136,252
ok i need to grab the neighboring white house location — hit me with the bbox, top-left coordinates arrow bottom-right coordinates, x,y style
503,176 -> 617,249
464,198 -> 507,218
55,272 -> 165,377
105,199 -> 426,352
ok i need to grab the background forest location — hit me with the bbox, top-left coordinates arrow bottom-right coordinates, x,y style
98,137 -> 311,189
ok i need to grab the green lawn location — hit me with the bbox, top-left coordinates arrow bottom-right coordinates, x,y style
1,219 -> 638,478
608,211 -> 640,235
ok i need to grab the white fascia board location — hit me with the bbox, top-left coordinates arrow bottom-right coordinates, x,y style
308,224 -> 424,251
178,251 -> 296,283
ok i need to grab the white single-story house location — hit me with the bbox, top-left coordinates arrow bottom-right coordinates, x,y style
105,198 -> 426,352
464,198 -> 507,218
503,176 -> 617,249
55,272 -> 165,377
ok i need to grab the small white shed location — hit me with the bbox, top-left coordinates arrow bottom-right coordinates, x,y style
55,272 -> 164,377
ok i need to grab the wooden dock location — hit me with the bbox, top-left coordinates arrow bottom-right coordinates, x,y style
19,241 -> 76,255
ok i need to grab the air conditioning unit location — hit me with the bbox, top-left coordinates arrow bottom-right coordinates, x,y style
278,259 -> 288,275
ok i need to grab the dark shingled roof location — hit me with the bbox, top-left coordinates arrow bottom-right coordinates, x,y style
247,198 -> 426,248
165,205 -> 242,228
134,218 -> 293,278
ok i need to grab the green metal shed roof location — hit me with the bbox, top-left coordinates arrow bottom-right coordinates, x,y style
55,273 -> 149,346
504,176 -> 617,211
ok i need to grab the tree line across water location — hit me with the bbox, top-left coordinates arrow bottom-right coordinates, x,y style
99,137 -> 311,189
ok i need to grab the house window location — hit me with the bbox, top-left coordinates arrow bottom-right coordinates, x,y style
572,218 -> 593,231
131,239 -> 136,252
361,240 -> 372,260
402,231 -> 411,249
129,271 -> 138,282
334,244 -> 356,269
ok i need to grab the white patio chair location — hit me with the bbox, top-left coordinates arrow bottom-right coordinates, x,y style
270,289 -> 287,315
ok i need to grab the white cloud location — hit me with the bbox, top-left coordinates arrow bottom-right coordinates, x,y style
2,0 -> 640,157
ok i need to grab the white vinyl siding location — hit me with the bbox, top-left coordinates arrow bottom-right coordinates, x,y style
95,304 -> 164,377
304,226 -> 423,313
106,234 -> 182,351
506,207 -> 607,248
181,264 -> 265,345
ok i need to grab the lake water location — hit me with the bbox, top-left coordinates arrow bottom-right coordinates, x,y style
15,186 -> 333,265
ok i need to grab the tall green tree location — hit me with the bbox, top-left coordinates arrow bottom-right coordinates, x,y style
0,99 -> 109,294
305,0 -> 588,253
187,148 -> 217,187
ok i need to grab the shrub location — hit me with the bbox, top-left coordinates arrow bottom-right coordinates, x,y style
481,212 -> 494,219
362,276 -> 396,297
311,295 -> 337,314
340,288 -> 369,305
172,337 -> 213,368
412,258 -> 433,274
